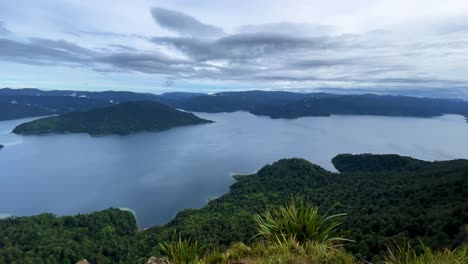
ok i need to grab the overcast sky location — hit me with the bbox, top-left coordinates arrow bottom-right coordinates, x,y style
1,0 -> 468,93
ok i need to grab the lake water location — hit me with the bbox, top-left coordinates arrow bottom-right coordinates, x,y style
1,112 -> 468,227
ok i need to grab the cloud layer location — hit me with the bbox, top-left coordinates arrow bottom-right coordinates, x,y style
0,2 -> 468,91
0,21 -> 10,35
151,7 -> 224,38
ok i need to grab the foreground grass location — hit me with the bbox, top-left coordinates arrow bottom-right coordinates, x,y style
154,239 -> 354,264
157,199 -> 467,264
158,241 -> 468,264
157,199 -> 354,263
254,198 -> 349,245
202,239 -> 354,264
384,242 -> 468,264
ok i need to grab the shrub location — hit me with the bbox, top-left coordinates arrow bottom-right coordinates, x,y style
254,198 -> 349,245
385,242 -> 468,264
159,236 -> 203,264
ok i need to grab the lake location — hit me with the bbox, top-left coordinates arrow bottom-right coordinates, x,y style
1,112 -> 468,227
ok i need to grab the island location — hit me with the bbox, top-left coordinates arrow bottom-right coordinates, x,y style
0,144 -> 3,149
12,101 -> 213,136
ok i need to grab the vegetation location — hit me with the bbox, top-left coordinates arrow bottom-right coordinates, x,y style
0,154 -> 467,263
142,155 -> 468,263
0,102 -> 52,121
0,144 -> 3,149
331,154 -> 430,173
159,237 -> 203,263
159,200 -> 354,264
159,239 -> 355,264
0,95 -> 112,121
385,242 -> 468,264
12,101 -> 213,135
254,198 -> 348,244
0,208 -> 139,264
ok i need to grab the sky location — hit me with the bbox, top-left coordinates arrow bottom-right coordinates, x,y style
0,0 -> 468,93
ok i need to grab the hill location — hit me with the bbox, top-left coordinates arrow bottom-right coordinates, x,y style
0,95 -> 113,121
12,101 -> 213,136
261,94 -> 468,119
0,101 -> 54,121
3,88 -> 468,121
0,209 -> 138,263
141,155 -> 468,262
0,154 -> 466,263
331,153 -> 430,172
170,92 -> 468,120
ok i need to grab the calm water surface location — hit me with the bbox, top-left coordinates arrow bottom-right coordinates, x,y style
1,112 -> 468,227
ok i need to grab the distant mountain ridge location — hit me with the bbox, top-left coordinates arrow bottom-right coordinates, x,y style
2,88 -> 468,122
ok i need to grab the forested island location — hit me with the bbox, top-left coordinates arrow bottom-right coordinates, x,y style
0,154 -> 466,263
2,88 -> 468,122
0,144 -> 3,149
12,101 -> 212,136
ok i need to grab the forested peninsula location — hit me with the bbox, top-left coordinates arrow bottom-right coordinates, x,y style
12,101 -> 212,136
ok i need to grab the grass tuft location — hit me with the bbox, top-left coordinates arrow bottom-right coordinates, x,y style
254,198 -> 350,245
159,236 -> 203,264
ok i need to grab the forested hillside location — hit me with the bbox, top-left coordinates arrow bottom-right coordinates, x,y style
0,154 -> 467,263
0,209 -> 139,264
0,102 -> 53,121
141,155 -> 468,262
12,101 -> 213,136
0,96 -> 113,121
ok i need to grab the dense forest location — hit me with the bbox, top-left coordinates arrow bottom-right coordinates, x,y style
2,88 -> 468,122
0,95 -> 113,121
0,209 -> 139,263
0,154 -> 466,263
12,101 -> 213,136
0,102 -> 53,121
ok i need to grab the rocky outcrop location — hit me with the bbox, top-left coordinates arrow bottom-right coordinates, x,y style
146,256 -> 170,264
75,259 -> 91,264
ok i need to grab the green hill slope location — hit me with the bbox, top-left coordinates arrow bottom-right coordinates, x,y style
141,156 -> 468,262
0,154 -> 467,263
12,101 -> 213,136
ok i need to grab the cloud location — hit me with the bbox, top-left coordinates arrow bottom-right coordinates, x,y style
0,21 -> 11,35
151,7 -> 224,38
152,33 -> 343,61
97,52 -> 195,75
1,5 -> 468,90
0,38 -> 94,65
431,15 -> 468,34
238,22 -> 335,36
73,30 -> 149,40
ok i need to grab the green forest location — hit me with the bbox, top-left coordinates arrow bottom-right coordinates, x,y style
12,101 -> 212,136
0,154 -> 467,263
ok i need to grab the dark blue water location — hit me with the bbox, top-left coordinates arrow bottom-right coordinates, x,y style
1,112 -> 468,227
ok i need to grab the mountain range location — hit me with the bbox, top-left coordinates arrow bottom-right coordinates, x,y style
1,88 -> 468,122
